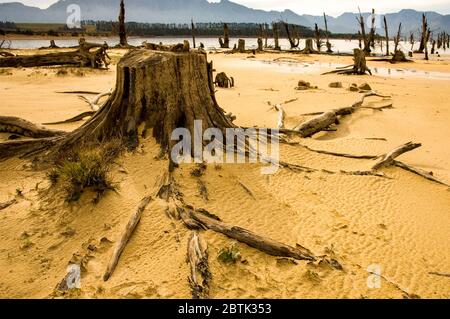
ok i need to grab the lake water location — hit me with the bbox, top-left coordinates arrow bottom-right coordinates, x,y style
3,37 -> 430,55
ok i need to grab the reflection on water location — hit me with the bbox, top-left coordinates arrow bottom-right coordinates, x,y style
239,59 -> 450,80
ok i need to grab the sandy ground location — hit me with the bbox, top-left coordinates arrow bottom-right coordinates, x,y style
0,48 -> 449,299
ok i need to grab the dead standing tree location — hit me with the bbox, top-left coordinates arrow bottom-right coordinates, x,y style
272,22 -> 281,51
416,14 -> 428,53
323,13 -> 333,53
314,23 -> 323,52
392,23 -> 408,62
368,9 -> 376,50
118,0 -> 128,47
383,16 -> 389,56
283,22 -> 300,49
357,10 -> 371,55
219,23 -> 230,49
191,18 -> 196,49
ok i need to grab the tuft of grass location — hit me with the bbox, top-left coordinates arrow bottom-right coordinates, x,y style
15,187 -> 23,197
217,242 -> 241,264
47,169 -> 60,185
50,146 -> 118,202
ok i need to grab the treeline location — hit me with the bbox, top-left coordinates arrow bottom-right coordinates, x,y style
92,21 -> 316,38
1,20 -> 357,39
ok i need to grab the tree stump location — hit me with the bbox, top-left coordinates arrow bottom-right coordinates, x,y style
237,39 -> 246,53
219,23 -> 230,49
215,72 -> 234,88
0,49 -> 235,160
322,49 -> 371,75
300,39 -> 318,54
257,38 -> 263,51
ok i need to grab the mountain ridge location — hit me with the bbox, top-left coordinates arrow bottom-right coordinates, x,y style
1,0 -> 449,34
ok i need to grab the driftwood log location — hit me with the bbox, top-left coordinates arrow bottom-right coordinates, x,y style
0,116 -> 65,138
180,206 -> 316,262
291,92 -> 389,137
187,232 -> 211,299
103,196 -> 152,281
0,38 -> 110,68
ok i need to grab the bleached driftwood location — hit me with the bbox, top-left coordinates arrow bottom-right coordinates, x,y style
0,198 -> 16,211
78,89 -> 112,111
187,232 -> 211,299
292,92 -> 390,137
371,142 -> 421,170
103,196 -> 152,281
181,207 -> 316,262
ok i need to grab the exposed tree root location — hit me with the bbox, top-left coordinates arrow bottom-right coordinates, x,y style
78,89 -> 112,111
103,196 -> 153,281
187,232 -> 211,299
0,116 -> 66,138
394,161 -> 450,187
0,198 -> 16,211
371,142 -> 421,170
43,112 -> 96,125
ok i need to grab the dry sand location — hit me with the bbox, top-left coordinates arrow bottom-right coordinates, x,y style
0,49 -> 449,299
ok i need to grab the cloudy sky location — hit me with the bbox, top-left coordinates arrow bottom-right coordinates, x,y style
1,0 -> 449,16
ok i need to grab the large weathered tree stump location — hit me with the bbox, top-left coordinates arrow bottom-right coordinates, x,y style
237,39 -> 246,53
300,39 -> 318,54
0,48 -> 235,160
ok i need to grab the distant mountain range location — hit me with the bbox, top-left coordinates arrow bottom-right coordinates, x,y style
1,0 -> 450,34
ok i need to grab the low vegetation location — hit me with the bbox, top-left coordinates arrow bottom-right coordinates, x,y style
217,242 -> 242,264
48,142 -> 121,202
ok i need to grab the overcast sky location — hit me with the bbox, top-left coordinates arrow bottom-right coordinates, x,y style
1,0 -> 450,16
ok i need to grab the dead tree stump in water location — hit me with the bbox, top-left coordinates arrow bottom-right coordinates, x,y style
257,38 -> 263,51
323,49 -> 371,75
0,49 -> 235,159
219,23 -> 230,49
272,22 -> 281,51
237,39 -> 246,53
300,39 -> 318,54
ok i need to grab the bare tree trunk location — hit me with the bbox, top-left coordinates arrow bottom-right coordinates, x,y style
417,14 -> 427,53
323,13 -> 333,53
219,23 -> 230,49
369,9 -> 376,49
272,22 -> 281,50
284,22 -> 300,49
357,10 -> 371,54
383,16 -> 389,56
118,0 -> 128,47
424,28 -> 431,60
314,23 -> 322,52
237,39 -> 246,53
191,18 -> 196,49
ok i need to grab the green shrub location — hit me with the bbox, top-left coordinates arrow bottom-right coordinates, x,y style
217,242 -> 241,264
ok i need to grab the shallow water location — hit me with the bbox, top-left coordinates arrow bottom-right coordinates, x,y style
4,37 -> 428,55
237,58 -> 450,80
